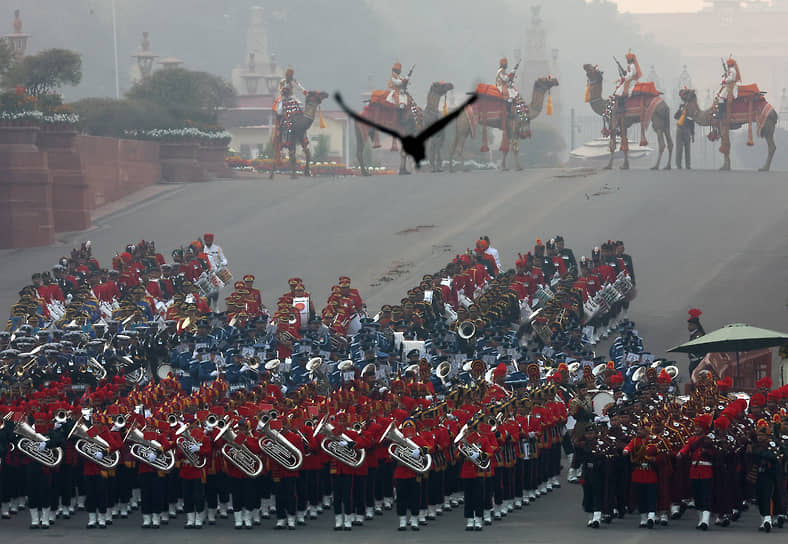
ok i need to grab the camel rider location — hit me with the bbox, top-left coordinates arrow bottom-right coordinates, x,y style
280,67 -> 307,108
496,57 -> 519,103
276,85 -> 301,143
717,57 -> 741,120
614,51 -> 641,110
386,62 -> 411,111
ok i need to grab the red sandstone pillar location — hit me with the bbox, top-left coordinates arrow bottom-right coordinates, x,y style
37,129 -> 91,232
0,126 -> 54,248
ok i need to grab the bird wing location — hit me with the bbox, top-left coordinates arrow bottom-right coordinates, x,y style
333,93 -> 402,140
417,93 -> 478,141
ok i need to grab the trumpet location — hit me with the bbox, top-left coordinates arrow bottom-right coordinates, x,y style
67,416 -> 120,469
175,422 -> 207,468
256,411 -> 303,471
454,423 -> 490,470
125,424 -> 176,471
313,416 -> 366,468
10,417 -> 63,467
214,423 -> 263,477
379,421 -> 432,473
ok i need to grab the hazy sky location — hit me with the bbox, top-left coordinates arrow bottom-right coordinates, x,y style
612,0 -> 705,12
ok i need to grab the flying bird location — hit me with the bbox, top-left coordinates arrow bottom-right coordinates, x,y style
334,92 -> 478,168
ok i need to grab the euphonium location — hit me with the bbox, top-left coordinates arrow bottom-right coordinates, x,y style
214,423 -> 263,477
313,416 -> 365,468
256,411 -> 303,471
11,418 -> 63,467
125,424 -> 176,471
67,416 -> 119,469
379,421 -> 432,473
175,423 -> 206,468
454,423 -> 490,470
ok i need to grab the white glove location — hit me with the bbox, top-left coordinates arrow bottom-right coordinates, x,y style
338,440 -> 349,448
528,432 -> 536,438
378,387 -> 388,394
94,451 -> 104,461
410,448 -> 421,459
469,451 -> 480,461
425,395 -> 433,402
53,422 -> 62,430
146,452 -> 157,462
447,414 -> 457,421
37,441 -> 47,451
188,443 -> 200,453
111,423 -> 122,432
209,370 -> 219,377
280,385 -> 288,394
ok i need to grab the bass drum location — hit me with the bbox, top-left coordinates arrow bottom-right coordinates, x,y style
589,390 -> 615,416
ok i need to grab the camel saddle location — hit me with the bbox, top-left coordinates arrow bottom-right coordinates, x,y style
476,83 -> 505,100
369,89 -> 397,109
630,81 -> 659,97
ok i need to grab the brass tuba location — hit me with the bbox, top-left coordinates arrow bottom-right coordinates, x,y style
10,415 -> 63,467
313,415 -> 366,468
457,320 -> 476,340
379,421 -> 432,473
174,422 -> 207,468
67,416 -> 120,469
124,424 -> 176,471
214,422 -> 263,477
454,423 -> 490,470
256,410 -> 303,471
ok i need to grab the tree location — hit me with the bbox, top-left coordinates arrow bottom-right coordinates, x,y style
313,134 -> 330,162
69,97 -> 176,137
3,48 -> 82,96
0,39 -> 15,82
126,68 -> 236,124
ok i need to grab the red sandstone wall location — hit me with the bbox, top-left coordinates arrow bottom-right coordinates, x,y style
77,136 -> 161,209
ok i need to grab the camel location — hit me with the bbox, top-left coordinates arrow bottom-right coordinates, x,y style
422,82 -> 455,172
271,91 -> 329,179
583,64 -> 672,170
355,81 -> 454,175
448,77 -> 559,172
678,88 -> 777,171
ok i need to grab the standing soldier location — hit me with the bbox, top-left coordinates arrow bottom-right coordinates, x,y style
687,309 -> 706,378
674,95 -> 695,169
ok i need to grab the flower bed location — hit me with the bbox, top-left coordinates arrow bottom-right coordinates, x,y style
225,156 -> 396,177
124,126 -> 232,144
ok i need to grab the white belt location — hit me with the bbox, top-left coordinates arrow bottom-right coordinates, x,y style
694,461 -> 712,467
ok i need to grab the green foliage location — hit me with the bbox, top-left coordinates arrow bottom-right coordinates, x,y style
126,68 -> 235,124
313,134 -> 330,162
69,97 -> 176,137
0,39 -> 15,81
3,48 -> 82,96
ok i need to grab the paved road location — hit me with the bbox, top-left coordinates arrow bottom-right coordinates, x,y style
0,470 -> 775,543
3,167 -> 787,377
1,167 -> 787,541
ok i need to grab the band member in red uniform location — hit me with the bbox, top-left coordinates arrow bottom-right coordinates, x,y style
678,414 -> 714,530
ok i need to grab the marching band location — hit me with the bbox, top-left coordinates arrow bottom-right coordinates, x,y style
0,230 -> 785,536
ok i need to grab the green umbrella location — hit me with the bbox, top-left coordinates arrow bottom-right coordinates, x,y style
667,323 -> 788,381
